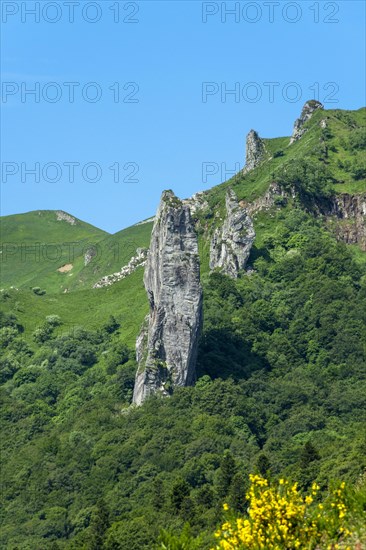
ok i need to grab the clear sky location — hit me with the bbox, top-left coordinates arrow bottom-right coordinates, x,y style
1,0 -> 365,233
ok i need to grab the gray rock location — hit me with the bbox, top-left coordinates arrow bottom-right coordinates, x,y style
182,192 -> 209,215
56,211 -> 76,225
246,182 -> 292,216
93,248 -> 148,288
290,100 -> 324,144
320,119 -> 327,129
84,246 -> 97,266
210,189 -> 255,278
324,193 -> 366,250
133,191 -> 203,406
242,130 -> 265,174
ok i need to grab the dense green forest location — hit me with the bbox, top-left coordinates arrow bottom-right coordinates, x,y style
1,205 -> 365,548
1,106 -> 366,548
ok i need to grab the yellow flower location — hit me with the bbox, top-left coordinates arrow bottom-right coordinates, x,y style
214,476 -> 357,550
223,503 -> 229,511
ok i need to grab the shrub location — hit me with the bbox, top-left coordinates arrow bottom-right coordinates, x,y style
157,524 -> 207,549
0,354 -> 20,383
46,315 -> 62,327
212,475 -> 365,549
33,325 -> 53,344
0,311 -> 22,330
103,315 -> 120,334
32,287 -> 46,296
105,342 -> 129,374
0,327 -> 19,348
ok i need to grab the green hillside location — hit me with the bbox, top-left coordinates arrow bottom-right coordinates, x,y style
0,210 -> 154,295
0,210 -> 107,244
0,210 -> 107,293
69,221 -> 153,290
203,107 -> 365,210
0,105 -> 365,549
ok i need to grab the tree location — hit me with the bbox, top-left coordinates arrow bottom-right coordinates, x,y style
256,453 -> 271,477
105,342 -> 129,374
228,472 -> 247,513
88,499 -> 110,550
157,524 -> 206,549
300,441 -> 320,469
151,478 -> 165,511
170,479 -> 190,513
216,451 -> 237,498
103,315 -> 120,334
298,442 -> 321,489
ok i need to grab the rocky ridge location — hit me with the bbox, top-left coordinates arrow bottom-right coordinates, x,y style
210,188 -> 255,278
133,191 -> 203,406
290,100 -> 324,144
242,129 -> 266,174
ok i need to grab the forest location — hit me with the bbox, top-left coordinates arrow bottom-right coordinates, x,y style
1,203 -> 365,548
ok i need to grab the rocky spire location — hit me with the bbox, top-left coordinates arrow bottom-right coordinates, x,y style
132,190 -> 203,406
290,100 -> 324,144
210,188 -> 255,278
242,129 -> 265,174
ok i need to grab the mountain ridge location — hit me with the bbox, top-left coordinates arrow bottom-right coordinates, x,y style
0,101 -> 365,549
2,106 -> 365,238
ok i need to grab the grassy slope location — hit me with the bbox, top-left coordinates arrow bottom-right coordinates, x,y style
1,210 -> 153,294
69,221 -> 153,290
1,214 -> 153,348
0,211 -> 107,293
0,269 -> 148,349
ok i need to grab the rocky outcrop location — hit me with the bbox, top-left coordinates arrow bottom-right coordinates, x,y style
290,100 -> 324,144
182,192 -> 209,216
56,211 -> 77,225
93,248 -> 148,288
135,217 -> 155,226
210,189 -> 255,278
242,130 -> 265,174
324,193 -> 366,250
84,246 -> 97,266
245,182 -> 291,216
133,191 -> 203,406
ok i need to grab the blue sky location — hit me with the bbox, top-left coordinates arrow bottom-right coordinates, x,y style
1,0 -> 365,233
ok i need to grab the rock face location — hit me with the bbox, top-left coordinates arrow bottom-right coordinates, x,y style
84,246 -> 97,266
325,193 -> 366,250
132,191 -> 203,406
246,182 -> 291,217
210,189 -> 255,278
290,100 -> 324,144
182,192 -> 209,215
242,130 -> 265,174
56,211 -> 76,225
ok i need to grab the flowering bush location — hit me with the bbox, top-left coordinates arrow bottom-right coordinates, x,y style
213,475 -> 364,550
